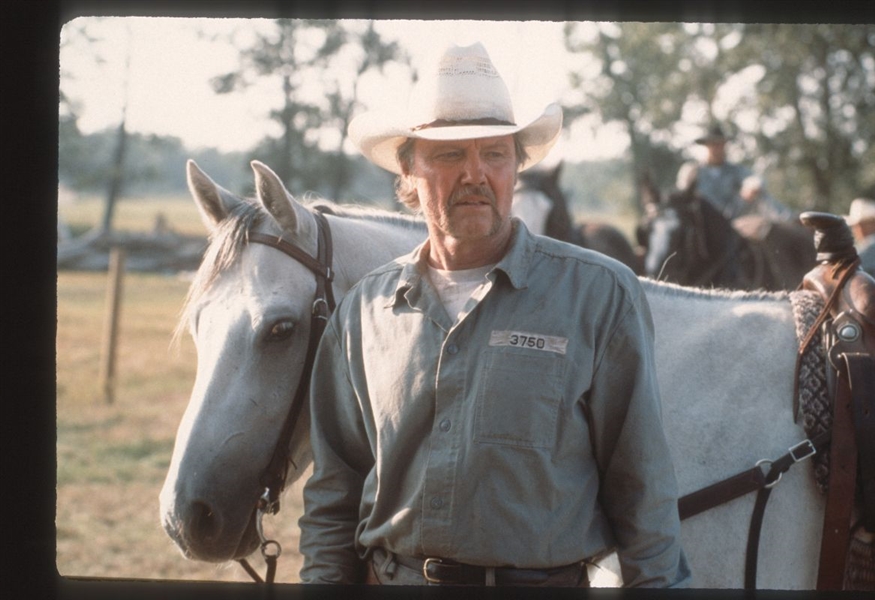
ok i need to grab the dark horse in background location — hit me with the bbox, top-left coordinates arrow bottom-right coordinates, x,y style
637,173 -> 816,290
513,162 -> 643,273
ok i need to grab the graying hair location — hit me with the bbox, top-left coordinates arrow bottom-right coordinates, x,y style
394,134 -> 529,211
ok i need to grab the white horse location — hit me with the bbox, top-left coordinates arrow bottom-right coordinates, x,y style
161,160 -> 836,589
159,160 -> 426,563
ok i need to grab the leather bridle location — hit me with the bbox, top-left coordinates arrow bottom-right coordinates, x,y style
236,208 -> 336,583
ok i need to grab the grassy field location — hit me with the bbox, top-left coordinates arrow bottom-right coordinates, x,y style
59,193 -> 210,238
56,196 -> 307,583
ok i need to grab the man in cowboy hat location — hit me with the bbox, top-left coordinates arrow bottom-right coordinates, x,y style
845,197 -> 875,277
299,42 -> 690,588
677,123 -> 793,221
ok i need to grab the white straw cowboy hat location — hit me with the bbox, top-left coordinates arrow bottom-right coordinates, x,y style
348,42 -> 563,175
845,198 -> 875,226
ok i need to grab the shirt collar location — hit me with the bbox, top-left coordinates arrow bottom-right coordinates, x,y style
493,218 -> 533,290
389,218 -> 534,308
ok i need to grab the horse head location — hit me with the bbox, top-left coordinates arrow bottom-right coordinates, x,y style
160,161 -> 426,567
638,172 -> 738,286
513,162 -> 575,242
159,160 -> 326,562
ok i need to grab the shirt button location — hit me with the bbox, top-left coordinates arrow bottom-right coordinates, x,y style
430,497 -> 443,509
439,419 -> 451,432
446,344 -> 459,355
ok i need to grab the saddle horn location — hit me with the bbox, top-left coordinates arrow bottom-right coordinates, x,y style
799,212 -> 857,264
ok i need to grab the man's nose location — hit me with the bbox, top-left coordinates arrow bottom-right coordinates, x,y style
461,152 -> 486,183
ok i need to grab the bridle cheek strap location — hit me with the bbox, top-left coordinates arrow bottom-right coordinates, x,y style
238,209 -> 336,583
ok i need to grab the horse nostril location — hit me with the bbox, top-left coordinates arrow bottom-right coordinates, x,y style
190,500 -> 222,542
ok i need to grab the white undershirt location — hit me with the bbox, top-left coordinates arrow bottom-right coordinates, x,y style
426,264 -> 494,322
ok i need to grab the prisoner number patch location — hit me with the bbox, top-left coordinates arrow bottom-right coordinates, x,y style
488,330 -> 568,355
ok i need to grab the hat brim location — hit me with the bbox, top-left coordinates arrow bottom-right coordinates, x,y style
844,199 -> 875,225
694,135 -> 729,145
350,103 -> 563,175
845,214 -> 875,226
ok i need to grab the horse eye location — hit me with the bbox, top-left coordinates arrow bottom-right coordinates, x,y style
266,320 -> 295,342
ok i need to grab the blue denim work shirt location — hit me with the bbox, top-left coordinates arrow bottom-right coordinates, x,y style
696,161 -> 752,218
299,220 -> 691,587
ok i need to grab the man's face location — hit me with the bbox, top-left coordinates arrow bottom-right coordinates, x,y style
705,141 -> 727,165
405,135 -> 518,242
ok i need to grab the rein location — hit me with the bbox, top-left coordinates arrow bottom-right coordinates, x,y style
236,208 -> 336,583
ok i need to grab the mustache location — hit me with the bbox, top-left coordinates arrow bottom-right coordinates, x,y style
450,184 -> 496,205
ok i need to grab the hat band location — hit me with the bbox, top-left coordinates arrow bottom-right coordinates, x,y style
410,117 -> 516,132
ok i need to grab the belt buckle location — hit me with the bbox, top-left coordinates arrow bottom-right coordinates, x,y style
422,557 -> 443,583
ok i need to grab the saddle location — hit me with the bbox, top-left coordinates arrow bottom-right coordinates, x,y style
798,212 -> 875,590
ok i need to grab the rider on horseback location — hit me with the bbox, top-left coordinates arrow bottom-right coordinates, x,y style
677,123 -> 794,223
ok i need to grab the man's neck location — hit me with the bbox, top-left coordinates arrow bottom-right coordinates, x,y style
425,229 -> 512,271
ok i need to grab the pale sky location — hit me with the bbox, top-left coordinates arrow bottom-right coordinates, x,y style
59,17 -> 631,163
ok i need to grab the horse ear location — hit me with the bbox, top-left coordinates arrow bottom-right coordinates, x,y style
187,159 -> 245,232
550,161 -> 563,184
251,161 -> 313,238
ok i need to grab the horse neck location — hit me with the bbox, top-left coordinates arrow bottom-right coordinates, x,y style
543,189 -> 576,243
325,211 -> 425,292
698,197 -> 740,252
687,198 -> 745,286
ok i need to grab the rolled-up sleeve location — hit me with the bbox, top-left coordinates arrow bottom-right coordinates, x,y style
298,317 -> 373,584
587,290 -> 692,588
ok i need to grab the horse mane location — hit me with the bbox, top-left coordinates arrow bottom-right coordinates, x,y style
173,196 -> 425,343
639,277 -> 790,303
306,198 -> 425,231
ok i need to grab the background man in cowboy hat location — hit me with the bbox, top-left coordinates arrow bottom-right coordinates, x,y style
676,123 -> 793,221
299,42 -> 690,588
845,197 -> 875,277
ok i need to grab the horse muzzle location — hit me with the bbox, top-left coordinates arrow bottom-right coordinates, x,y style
160,490 -> 261,562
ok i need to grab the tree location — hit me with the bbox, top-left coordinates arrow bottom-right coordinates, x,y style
564,22 -> 720,203
563,22 -> 875,215
724,24 -> 875,212
318,21 -> 409,200
210,19 -> 409,200
59,20 -> 99,193
58,18 -> 135,235
101,35 -> 131,233
209,20 -> 328,191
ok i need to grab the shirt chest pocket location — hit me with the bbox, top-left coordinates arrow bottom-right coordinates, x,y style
473,349 -> 565,449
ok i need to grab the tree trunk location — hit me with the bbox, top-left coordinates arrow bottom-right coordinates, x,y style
100,120 -> 128,233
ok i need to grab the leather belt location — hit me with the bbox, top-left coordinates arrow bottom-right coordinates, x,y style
393,554 -> 589,586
